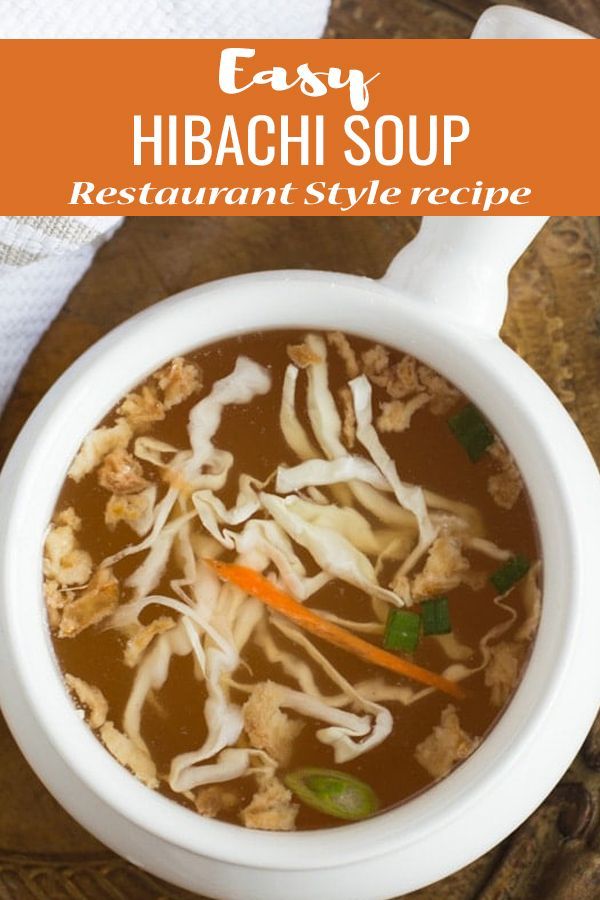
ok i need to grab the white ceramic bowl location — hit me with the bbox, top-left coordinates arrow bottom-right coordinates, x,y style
0,10 -> 598,900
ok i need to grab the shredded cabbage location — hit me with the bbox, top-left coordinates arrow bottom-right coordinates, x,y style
125,515 -> 195,601
516,561 -> 542,642
276,456 -> 389,495
442,593 -> 519,683
467,537 -> 512,561
168,587 -> 254,795
172,747 -> 275,794
192,474 -> 263,548
312,610 -> 384,635
234,519 -> 330,600
304,333 -> 346,459
128,485 -> 158,538
433,633 -> 473,662
273,618 -> 393,762
260,492 -> 403,606
253,620 -> 325,698
280,364 -> 319,460
101,486 -> 181,568
168,636 -> 245,793
353,678 -> 432,706
123,622 -> 191,751
133,437 -> 182,468
112,593 -> 236,661
274,494 -> 385,557
350,375 -> 437,575
276,457 -> 480,535
186,356 -> 271,473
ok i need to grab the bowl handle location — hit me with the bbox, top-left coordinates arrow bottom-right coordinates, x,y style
381,5 -> 591,335
471,4 -> 592,40
382,216 -> 548,334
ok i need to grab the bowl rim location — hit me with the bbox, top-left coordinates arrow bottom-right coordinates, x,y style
0,267 -> 599,875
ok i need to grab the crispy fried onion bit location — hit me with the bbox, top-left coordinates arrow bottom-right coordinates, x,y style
48,335 -> 539,829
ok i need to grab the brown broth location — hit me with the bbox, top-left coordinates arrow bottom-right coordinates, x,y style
47,329 -> 540,831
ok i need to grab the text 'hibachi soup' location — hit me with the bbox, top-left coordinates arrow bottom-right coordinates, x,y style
44,330 -> 541,830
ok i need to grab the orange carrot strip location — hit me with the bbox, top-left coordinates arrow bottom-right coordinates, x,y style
206,559 -> 464,700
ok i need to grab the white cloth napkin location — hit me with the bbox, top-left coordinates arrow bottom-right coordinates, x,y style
0,0 -> 329,412
1,0 -> 328,39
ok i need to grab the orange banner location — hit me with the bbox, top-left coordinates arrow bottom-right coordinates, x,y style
0,39 -> 598,214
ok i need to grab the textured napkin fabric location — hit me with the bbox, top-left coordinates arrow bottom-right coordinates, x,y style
0,217 -> 122,410
0,0 -> 330,412
0,0 -> 328,38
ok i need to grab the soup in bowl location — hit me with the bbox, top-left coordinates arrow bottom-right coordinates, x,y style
0,216 -> 599,900
45,329 -> 541,831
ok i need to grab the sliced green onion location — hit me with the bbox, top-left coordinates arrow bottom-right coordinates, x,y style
284,768 -> 379,821
421,596 -> 451,635
490,555 -> 530,594
383,608 -> 420,653
448,403 -> 495,462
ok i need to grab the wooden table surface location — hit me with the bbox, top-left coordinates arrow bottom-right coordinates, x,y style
0,2 -> 599,899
